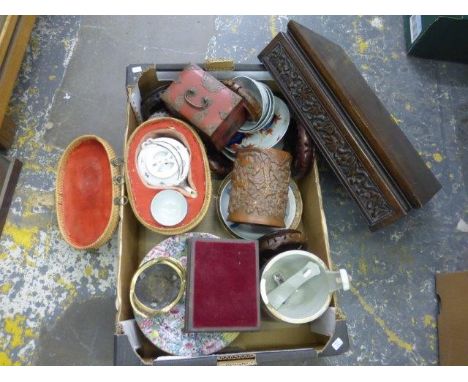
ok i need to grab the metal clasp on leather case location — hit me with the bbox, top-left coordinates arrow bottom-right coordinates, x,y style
113,175 -> 125,185
114,195 -> 128,206
111,157 -> 124,167
184,88 -> 211,110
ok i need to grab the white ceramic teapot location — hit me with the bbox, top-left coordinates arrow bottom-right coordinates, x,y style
137,137 -> 196,197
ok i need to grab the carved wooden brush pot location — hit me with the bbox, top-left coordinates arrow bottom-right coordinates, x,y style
228,147 -> 291,227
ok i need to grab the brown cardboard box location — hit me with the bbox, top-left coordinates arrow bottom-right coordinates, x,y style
113,64 -> 349,366
436,271 -> 468,365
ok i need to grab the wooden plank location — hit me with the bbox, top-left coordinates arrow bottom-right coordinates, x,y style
0,15 -> 19,66
0,16 -> 36,140
0,114 -> 16,150
0,155 -> 22,236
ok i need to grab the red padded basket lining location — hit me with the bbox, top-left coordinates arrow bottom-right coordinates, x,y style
126,118 -> 208,229
61,139 -> 113,248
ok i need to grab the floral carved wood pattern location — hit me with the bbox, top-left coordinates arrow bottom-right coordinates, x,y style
228,148 -> 291,227
262,43 -> 393,224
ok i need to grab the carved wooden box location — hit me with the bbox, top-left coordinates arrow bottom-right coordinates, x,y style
259,20 -> 441,230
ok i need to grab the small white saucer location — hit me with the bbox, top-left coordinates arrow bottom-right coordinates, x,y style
150,190 -> 188,226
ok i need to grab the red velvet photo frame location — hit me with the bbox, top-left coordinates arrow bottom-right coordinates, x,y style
185,238 -> 260,332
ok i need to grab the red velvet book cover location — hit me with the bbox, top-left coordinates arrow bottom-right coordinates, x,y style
185,238 -> 260,332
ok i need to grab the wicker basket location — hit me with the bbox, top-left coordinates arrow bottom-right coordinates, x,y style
124,117 -> 212,235
56,135 -> 121,250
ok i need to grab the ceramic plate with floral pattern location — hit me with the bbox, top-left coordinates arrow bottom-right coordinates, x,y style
133,232 -> 240,356
237,97 -> 290,150
222,97 -> 289,164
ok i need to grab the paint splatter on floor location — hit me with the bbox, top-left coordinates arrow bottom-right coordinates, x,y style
350,287 -> 426,364
0,16 -> 116,366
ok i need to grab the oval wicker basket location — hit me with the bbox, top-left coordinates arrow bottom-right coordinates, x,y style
56,135 -> 120,250
125,117 -> 212,235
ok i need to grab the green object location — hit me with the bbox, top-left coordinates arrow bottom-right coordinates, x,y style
403,15 -> 468,64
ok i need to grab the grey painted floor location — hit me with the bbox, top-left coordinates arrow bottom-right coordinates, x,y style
1,15 -> 467,366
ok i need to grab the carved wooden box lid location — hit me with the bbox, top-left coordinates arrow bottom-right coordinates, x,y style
259,20 -> 441,230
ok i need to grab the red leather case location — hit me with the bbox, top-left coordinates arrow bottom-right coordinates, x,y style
161,64 -> 246,150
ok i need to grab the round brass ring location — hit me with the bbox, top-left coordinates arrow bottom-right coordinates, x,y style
130,257 -> 186,318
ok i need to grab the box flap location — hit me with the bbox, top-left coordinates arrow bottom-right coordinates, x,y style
436,271 -> 468,365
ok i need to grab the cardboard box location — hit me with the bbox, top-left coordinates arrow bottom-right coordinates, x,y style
403,15 -> 468,64
113,64 -> 349,366
436,271 -> 468,366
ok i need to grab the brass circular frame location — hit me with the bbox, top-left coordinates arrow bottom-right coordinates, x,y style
130,257 -> 186,318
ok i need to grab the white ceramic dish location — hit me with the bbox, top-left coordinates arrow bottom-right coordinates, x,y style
150,190 -> 188,226
239,97 -> 290,150
253,81 -> 276,132
233,76 -> 265,133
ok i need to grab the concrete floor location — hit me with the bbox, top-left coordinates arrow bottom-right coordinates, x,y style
0,16 -> 467,366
